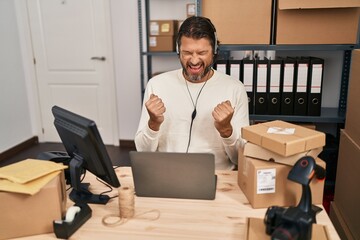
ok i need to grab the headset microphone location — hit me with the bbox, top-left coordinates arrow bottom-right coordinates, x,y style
191,109 -> 197,120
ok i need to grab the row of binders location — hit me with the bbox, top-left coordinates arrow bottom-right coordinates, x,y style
214,56 -> 324,116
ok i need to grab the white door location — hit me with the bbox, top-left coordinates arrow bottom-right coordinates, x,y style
27,0 -> 118,145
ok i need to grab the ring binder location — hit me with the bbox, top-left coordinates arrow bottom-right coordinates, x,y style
293,57 -> 309,116
255,58 -> 269,114
241,57 -> 255,114
280,57 -> 296,115
213,59 -> 229,75
307,57 -> 324,116
268,58 -> 282,115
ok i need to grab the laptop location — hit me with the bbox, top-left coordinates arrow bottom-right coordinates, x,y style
129,151 -> 217,200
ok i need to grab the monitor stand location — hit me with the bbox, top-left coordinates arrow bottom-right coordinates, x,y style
69,183 -> 110,205
69,154 -> 110,205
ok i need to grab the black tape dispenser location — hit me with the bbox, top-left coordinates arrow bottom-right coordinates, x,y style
53,203 -> 92,239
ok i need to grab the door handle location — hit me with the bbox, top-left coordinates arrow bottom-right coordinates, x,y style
91,56 -> 106,61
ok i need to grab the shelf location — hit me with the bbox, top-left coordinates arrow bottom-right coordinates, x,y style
219,44 -> 359,51
141,45 -> 359,56
141,51 -> 177,56
250,107 -> 345,123
141,44 -> 359,59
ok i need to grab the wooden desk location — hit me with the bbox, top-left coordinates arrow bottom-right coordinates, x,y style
21,167 -> 340,239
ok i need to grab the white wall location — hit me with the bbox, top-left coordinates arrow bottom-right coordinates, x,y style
0,0 -> 33,153
110,1 -> 142,141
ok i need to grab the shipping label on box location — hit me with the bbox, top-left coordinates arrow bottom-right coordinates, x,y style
256,168 -> 276,194
241,120 -> 325,156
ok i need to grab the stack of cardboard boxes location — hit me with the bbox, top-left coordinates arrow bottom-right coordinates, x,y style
148,20 -> 178,52
329,50 -> 360,240
148,4 -> 195,52
202,0 -> 360,45
238,120 -> 326,209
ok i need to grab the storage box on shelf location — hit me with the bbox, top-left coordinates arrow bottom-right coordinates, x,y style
201,0 -> 272,44
148,20 -> 178,52
276,0 -> 360,44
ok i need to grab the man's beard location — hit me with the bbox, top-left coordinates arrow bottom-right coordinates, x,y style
182,62 -> 212,82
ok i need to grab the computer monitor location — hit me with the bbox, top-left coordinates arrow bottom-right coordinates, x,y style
52,105 -> 120,204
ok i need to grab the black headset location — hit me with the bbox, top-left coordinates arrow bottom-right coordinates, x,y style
176,17 -> 218,55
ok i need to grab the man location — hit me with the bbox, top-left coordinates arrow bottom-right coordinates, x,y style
135,16 -> 249,170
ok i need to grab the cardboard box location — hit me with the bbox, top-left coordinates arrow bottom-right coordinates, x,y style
330,201 -> 356,240
202,0 -> 272,44
238,156 -> 325,208
243,142 -> 323,166
149,20 -> 177,36
332,130 -> 360,239
241,120 -> 326,157
276,0 -> 360,44
245,218 -> 330,240
0,172 -> 66,239
149,36 -> 176,52
345,49 -> 360,146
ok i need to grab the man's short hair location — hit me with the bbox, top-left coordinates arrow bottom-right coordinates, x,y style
176,16 -> 219,56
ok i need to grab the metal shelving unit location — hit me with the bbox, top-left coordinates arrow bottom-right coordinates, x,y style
138,0 -> 358,125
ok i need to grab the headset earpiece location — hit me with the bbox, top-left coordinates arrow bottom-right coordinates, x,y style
213,31 -> 218,55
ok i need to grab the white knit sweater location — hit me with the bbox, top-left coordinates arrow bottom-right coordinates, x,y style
135,68 -> 249,170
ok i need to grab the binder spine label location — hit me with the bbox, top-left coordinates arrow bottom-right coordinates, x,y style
283,64 -> 294,92
244,64 -> 254,92
216,64 -> 227,74
296,63 -> 308,92
257,64 -> 267,93
270,64 -> 281,92
230,64 -> 240,80
311,64 -> 322,93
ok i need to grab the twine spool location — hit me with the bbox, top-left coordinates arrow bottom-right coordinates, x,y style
118,186 -> 135,218
102,186 -> 160,227
102,186 -> 135,226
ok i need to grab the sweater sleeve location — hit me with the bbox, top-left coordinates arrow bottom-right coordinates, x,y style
221,85 -> 249,165
134,81 -> 160,151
